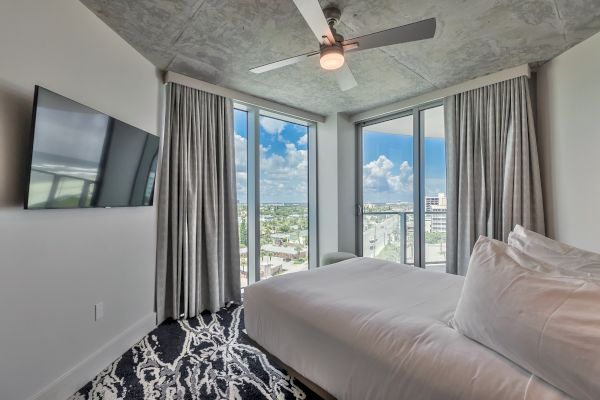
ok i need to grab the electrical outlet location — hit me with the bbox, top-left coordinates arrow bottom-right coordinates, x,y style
94,302 -> 104,321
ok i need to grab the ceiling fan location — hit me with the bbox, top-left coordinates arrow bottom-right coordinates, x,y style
249,0 -> 436,91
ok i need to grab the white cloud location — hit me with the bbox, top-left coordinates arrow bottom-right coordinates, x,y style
234,133 -> 248,201
363,155 -> 413,195
234,132 -> 247,171
425,178 -> 447,197
259,117 -> 286,135
297,134 -> 308,145
234,134 -> 308,203
260,143 -> 307,203
236,171 -> 248,201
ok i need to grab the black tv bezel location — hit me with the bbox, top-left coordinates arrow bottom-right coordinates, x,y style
24,85 -> 159,210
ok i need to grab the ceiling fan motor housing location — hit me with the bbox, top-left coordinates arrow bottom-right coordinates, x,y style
323,6 -> 344,43
323,6 -> 341,26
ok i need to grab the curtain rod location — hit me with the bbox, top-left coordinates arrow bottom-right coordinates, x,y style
350,64 -> 531,123
164,71 -> 326,123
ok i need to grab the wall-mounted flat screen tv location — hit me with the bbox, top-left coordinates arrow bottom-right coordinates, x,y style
25,86 -> 160,209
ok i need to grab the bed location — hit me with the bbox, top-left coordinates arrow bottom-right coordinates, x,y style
244,257 -> 570,400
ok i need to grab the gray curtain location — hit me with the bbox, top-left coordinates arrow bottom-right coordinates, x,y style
156,83 -> 241,322
445,76 -> 545,275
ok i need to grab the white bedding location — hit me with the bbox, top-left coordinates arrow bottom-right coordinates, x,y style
244,257 -> 570,400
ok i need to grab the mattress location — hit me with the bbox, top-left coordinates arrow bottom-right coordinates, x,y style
244,257 -> 570,400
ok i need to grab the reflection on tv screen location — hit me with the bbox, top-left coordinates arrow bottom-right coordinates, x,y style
26,87 -> 160,209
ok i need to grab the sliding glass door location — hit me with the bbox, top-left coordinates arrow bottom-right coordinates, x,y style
358,103 -> 446,271
360,113 -> 415,264
234,105 -> 316,287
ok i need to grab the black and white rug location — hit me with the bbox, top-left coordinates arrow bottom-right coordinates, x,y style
70,304 -> 321,400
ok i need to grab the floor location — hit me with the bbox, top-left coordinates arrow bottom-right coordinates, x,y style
70,304 -> 321,400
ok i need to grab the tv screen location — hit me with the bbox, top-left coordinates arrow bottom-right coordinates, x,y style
25,86 -> 160,209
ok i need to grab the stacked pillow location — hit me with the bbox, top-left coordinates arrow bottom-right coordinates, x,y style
508,225 -> 600,275
453,230 -> 600,400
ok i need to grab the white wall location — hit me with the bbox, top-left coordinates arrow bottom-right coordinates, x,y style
317,113 -> 357,262
0,1 -> 162,399
317,115 -> 339,260
336,114 -> 357,254
537,32 -> 600,253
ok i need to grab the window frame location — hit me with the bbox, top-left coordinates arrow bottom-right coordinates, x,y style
355,100 -> 443,269
235,103 -> 318,286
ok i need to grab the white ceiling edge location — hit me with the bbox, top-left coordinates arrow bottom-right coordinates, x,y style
164,71 -> 326,123
351,64 -> 531,123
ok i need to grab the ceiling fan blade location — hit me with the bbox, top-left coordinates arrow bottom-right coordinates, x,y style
250,51 -> 319,74
343,18 -> 436,52
335,63 -> 357,91
292,0 -> 335,45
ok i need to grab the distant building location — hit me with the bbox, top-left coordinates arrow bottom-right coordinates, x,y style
262,244 -> 307,260
430,210 -> 446,232
299,230 -> 308,245
425,193 -> 447,233
425,193 -> 447,212
262,263 -> 283,278
270,233 -> 290,245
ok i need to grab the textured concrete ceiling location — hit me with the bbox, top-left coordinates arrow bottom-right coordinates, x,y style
80,0 -> 600,116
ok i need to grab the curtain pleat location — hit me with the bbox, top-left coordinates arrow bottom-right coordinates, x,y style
445,76 -> 545,275
156,83 -> 241,322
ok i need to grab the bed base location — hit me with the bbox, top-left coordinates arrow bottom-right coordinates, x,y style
242,330 -> 336,400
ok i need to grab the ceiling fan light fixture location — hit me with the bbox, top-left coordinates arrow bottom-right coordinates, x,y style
320,45 -> 345,70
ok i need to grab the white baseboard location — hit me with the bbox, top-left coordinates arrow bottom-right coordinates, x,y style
28,312 -> 157,400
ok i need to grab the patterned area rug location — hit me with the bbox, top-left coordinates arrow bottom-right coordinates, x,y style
70,304 -> 321,400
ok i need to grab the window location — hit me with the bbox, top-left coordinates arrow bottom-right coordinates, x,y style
259,114 -> 310,279
358,103 -> 447,271
361,114 -> 415,264
234,109 -> 249,286
234,106 -> 316,287
421,106 -> 446,272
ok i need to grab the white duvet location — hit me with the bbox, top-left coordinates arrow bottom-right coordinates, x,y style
244,257 -> 570,400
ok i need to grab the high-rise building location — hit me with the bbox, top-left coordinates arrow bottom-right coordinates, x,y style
425,193 -> 447,232
425,193 -> 447,212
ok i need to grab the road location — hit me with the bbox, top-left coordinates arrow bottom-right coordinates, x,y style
362,214 -> 446,267
362,214 -> 400,258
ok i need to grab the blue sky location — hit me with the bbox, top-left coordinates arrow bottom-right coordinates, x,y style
234,109 -> 446,205
234,109 -> 248,139
234,109 -> 308,204
362,131 -> 446,204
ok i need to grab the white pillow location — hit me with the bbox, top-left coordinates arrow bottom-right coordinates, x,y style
453,236 -> 600,400
509,225 -> 600,274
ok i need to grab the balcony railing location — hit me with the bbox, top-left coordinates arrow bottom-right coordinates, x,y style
362,211 -> 446,270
